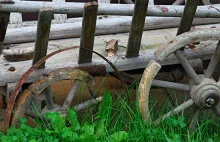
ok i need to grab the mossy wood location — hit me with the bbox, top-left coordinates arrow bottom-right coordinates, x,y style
78,2 -> 98,64
32,10 -> 53,69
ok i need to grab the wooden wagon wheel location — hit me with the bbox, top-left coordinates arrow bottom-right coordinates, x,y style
10,68 -> 102,126
138,29 -> 220,132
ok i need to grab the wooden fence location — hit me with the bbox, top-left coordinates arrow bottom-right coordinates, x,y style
0,0 -> 219,70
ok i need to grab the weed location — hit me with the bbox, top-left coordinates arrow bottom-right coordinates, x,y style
0,91 -> 128,142
1,90 -> 220,142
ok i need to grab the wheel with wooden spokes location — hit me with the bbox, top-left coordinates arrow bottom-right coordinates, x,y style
10,68 -> 102,126
138,29 -> 220,133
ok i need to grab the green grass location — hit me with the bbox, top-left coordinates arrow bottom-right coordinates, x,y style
1,81 -> 220,142
102,88 -> 220,142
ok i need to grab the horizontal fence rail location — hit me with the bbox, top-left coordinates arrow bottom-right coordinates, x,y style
1,2 -> 220,18
0,1 -> 219,74
4,17 -> 220,45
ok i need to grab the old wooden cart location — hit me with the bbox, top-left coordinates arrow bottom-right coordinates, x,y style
0,0 -> 220,132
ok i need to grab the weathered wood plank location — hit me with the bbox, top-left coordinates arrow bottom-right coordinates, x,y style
177,0 -> 200,35
4,24 -> 217,63
172,0 -> 184,5
124,0 -> 134,4
156,29 -> 220,61
1,2 -> 220,18
0,43 -> 215,86
7,16 -> 83,29
9,12 -> 22,24
0,23 -> 218,86
148,0 -> 154,5
202,0 -> 211,5
98,0 -> 110,3
4,17 -> 220,45
9,0 -> 22,24
32,9 -> 53,69
78,2 -> 98,64
126,0 -> 149,58
3,46 -> 34,62
52,0 -> 67,23
0,12 -> 9,53
0,0 -> 14,4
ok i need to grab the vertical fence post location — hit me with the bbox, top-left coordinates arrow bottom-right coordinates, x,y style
32,9 -> 53,69
126,0 -> 149,58
176,0 -> 200,35
0,12 -> 10,53
78,2 -> 98,64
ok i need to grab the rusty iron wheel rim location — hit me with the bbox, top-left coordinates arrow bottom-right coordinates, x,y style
10,67 -> 99,126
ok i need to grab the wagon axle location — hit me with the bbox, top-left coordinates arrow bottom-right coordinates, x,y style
205,97 -> 217,107
190,76 -> 220,115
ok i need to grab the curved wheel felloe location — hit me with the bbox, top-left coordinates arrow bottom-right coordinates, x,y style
139,29 -> 220,132
138,60 -> 161,123
11,68 -> 102,126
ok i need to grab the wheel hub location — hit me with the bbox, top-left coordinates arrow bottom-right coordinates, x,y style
190,77 -> 220,109
206,97 -> 216,107
199,89 -> 219,108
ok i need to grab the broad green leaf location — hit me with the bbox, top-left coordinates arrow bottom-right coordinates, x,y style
179,122 -> 186,128
0,132 -> 4,137
170,134 -> 181,142
45,112 -> 66,132
19,118 -> 27,124
95,119 -> 105,136
1,135 -> 8,142
37,138 -> 43,142
81,122 -> 94,136
69,132 -> 79,141
80,122 -> 96,142
53,139 -> 59,142
6,126 -> 18,135
177,116 -> 184,122
108,131 -> 128,142
67,107 -> 81,131
45,128 -> 52,134
46,136 -> 54,141
207,138 -> 214,142
167,138 -> 173,142
79,135 -> 96,142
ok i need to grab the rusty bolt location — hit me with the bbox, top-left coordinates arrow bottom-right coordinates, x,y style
8,66 -> 16,72
205,98 -> 216,107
